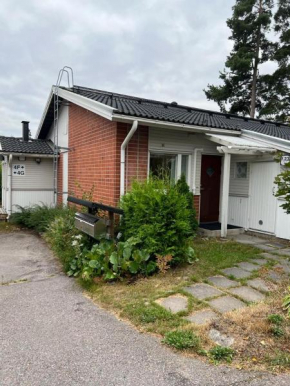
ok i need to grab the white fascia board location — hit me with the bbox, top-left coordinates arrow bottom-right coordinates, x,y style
217,146 -> 276,155
0,152 -> 55,158
112,114 -> 241,135
242,130 -> 290,153
57,88 -> 116,121
36,88 -> 54,139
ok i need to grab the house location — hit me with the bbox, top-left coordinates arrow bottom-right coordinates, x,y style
0,121 -> 54,216
2,84 -> 290,239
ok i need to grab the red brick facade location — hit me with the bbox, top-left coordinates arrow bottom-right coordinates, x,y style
193,195 -> 200,222
67,104 -> 148,207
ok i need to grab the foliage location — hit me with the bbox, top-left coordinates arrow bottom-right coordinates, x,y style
162,330 -> 201,350
267,351 -> 290,369
69,237 -> 155,281
204,0 -> 290,121
208,346 -> 235,364
120,176 -> 196,264
274,156 -> 290,214
0,163 -> 2,202
124,303 -> 175,324
282,287 -> 290,317
10,204 -> 71,233
175,174 -> 198,232
267,313 -> 284,325
271,326 -> 284,337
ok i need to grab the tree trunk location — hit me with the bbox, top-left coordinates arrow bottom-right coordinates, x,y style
250,0 -> 263,118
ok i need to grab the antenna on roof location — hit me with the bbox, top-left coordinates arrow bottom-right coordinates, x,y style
53,66 -> 74,205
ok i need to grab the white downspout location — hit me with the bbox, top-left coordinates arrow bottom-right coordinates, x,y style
192,148 -> 203,194
120,120 -> 138,196
7,154 -> 12,217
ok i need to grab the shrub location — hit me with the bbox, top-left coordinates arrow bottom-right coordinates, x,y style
175,174 -> 198,232
10,204 -> 69,233
162,330 -> 200,350
283,287 -> 290,317
208,346 -> 235,363
120,176 -> 196,264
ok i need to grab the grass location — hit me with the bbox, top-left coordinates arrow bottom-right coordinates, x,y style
208,345 -> 235,364
162,330 -> 201,350
0,221 -> 21,232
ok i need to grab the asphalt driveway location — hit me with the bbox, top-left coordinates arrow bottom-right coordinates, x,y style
1,231 -> 290,386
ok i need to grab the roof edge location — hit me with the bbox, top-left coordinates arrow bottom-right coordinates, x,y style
242,130 -> 290,153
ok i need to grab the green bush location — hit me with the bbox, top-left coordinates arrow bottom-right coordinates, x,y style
175,174 -> 198,232
162,330 -> 200,350
10,204 -> 70,233
120,176 -> 196,264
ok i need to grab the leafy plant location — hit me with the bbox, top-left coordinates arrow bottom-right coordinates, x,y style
271,326 -> 284,337
162,330 -> 200,350
120,176 -> 196,264
156,254 -> 173,274
175,174 -> 198,232
283,287 -> 290,317
275,156 -> 290,214
208,345 -> 235,364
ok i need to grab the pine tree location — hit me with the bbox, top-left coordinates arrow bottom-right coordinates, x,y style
259,0 -> 290,122
204,0 -> 275,118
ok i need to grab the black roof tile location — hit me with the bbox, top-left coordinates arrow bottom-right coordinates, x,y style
67,85 -> 290,141
0,136 -> 53,155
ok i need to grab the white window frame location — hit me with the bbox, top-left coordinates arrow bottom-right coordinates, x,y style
234,161 -> 248,179
148,152 -> 192,187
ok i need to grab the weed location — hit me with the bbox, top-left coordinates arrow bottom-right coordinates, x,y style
267,314 -> 284,325
267,351 -> 290,369
162,330 -> 200,350
208,345 -> 235,363
271,326 -> 284,337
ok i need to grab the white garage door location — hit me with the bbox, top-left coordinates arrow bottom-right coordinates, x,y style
249,162 -> 279,234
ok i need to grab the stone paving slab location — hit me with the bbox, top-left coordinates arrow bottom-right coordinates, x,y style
247,278 -> 273,293
231,234 -> 266,245
237,262 -> 259,272
185,309 -> 219,325
208,295 -> 246,314
221,267 -> 252,279
274,249 -> 290,257
183,283 -> 224,300
156,295 -> 188,313
207,275 -> 239,289
274,263 -> 290,274
260,252 -> 280,260
208,328 -> 235,347
229,286 -> 266,303
251,258 -> 268,266
255,244 -> 279,251
268,270 -> 283,282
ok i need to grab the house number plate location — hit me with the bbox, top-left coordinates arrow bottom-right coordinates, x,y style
12,164 -> 25,176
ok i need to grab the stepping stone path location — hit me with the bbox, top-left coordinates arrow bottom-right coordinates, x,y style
208,296 -> 246,313
221,267 -> 252,279
207,275 -> 238,289
185,309 -> 218,325
229,286 -> 266,302
237,262 -> 259,272
183,283 -> 224,300
156,295 -> 188,314
156,235 -> 289,337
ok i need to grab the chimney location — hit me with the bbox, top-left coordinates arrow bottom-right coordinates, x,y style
22,121 -> 30,142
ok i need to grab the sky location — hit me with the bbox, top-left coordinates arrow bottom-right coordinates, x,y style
0,0 -> 238,137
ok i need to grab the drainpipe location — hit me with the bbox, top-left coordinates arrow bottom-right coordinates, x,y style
7,154 -> 12,217
120,120 -> 138,196
192,148 -> 203,194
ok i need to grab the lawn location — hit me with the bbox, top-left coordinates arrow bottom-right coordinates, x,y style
82,237 -> 290,372
0,221 -> 20,232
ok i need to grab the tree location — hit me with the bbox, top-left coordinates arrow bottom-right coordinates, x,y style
204,0 -> 275,118
259,0 -> 290,121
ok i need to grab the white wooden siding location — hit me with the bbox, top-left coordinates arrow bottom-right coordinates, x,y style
276,199 -> 290,239
228,196 -> 249,227
12,158 -> 53,190
149,127 -> 219,195
12,191 -> 54,212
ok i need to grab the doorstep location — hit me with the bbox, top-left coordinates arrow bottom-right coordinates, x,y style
0,207 -> 8,222
198,222 -> 244,238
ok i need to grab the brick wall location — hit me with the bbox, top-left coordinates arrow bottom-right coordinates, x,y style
67,104 -> 148,207
193,195 -> 200,222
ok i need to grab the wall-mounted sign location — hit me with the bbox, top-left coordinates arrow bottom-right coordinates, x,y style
12,164 -> 25,176
281,155 -> 290,166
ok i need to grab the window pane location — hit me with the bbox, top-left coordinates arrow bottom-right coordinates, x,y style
181,155 -> 189,182
150,154 -> 177,181
236,162 -> 247,179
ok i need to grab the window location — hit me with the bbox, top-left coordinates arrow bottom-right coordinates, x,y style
235,162 -> 248,179
150,153 -> 190,183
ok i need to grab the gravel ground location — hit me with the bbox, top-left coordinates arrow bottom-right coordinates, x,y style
1,231 -> 290,386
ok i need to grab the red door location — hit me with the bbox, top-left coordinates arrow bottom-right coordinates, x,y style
200,155 -> 222,222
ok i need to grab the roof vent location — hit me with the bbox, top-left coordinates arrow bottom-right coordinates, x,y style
171,101 -> 178,106
22,121 -> 30,142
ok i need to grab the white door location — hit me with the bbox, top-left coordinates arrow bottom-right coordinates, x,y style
249,162 -> 278,233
